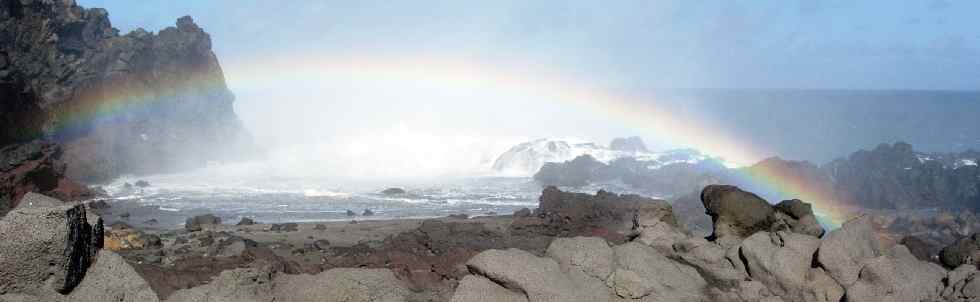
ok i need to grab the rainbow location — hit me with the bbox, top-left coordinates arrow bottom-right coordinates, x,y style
62,51 -> 860,227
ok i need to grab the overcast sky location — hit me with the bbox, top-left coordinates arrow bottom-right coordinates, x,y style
77,0 -> 980,173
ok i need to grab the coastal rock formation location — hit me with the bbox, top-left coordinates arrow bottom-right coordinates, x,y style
0,0 -> 252,182
0,141 -> 93,217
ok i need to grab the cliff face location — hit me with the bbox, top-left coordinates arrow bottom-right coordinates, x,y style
1,0 -> 251,182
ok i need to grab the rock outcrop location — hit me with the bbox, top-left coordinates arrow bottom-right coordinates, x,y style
0,141 -> 93,217
701,185 -> 824,247
510,186 -> 679,243
0,0 -> 252,182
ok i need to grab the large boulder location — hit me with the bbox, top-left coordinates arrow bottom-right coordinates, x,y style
844,245 -> 946,302
739,231 -> 838,301
451,275 -> 528,302
466,248 -> 588,302
942,265 -> 980,302
608,242 -> 707,301
0,203 -> 101,295
545,237 -> 614,281
701,185 -> 823,247
671,237 -> 747,290
940,233 -> 980,269
816,216 -> 882,287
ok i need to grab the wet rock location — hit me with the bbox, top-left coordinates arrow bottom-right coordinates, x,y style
449,213 -> 469,219
0,203 -> 101,295
185,214 -> 221,231
346,210 -> 356,216
270,223 -> 298,232
940,233 -> 980,269
451,275 -> 528,302
362,209 -> 375,216
236,217 -> 255,226
313,224 -> 327,231
134,180 -> 151,188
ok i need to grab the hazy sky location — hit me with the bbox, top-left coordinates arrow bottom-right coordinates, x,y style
77,0 -> 980,175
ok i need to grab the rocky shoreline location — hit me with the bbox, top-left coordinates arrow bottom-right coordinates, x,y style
3,186 -> 980,302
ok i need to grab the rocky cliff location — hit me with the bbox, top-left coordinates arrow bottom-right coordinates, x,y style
1,0 -> 252,183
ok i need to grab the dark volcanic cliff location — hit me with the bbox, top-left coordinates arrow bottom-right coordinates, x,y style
1,0 -> 251,182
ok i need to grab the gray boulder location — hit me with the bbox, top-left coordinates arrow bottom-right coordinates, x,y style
545,237 -> 614,281
844,245 -> 946,302
816,215 -> 881,287
466,248 -> 586,302
451,275 -> 528,302
57,251 -> 160,302
608,242 -> 707,301
739,231 -> 833,301
942,265 -> 980,302
0,203 -> 100,295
